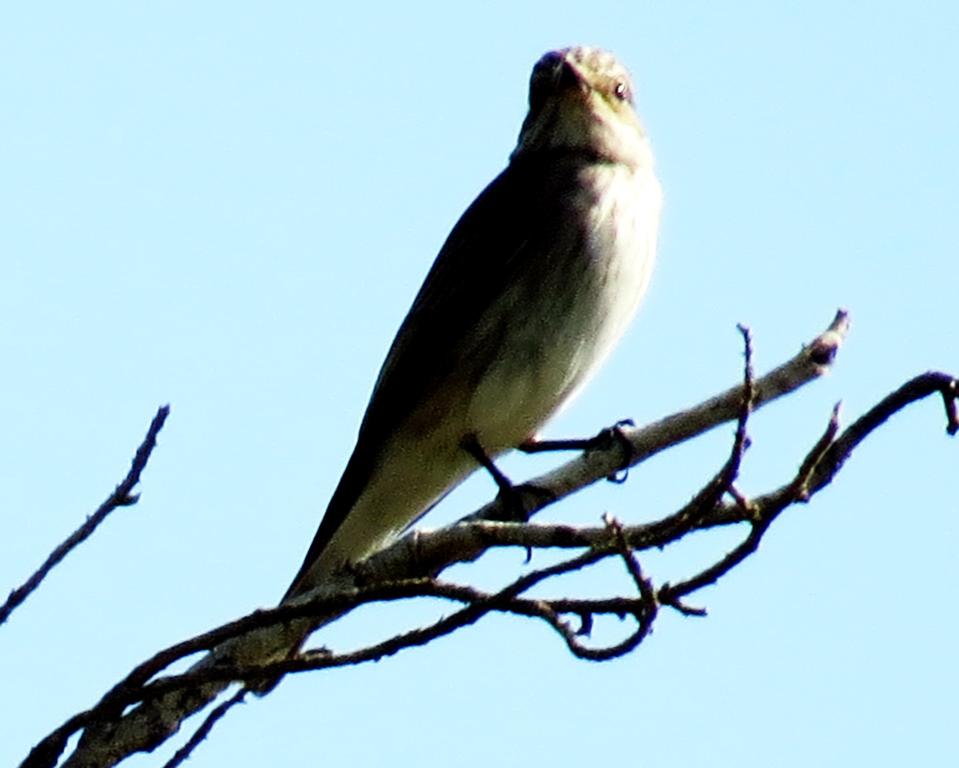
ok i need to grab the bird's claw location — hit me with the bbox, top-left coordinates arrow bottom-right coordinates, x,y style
595,419 -> 635,483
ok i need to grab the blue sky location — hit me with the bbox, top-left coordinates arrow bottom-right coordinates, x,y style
1,3 -> 956,766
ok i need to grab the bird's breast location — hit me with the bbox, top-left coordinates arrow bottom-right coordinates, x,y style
468,161 -> 661,451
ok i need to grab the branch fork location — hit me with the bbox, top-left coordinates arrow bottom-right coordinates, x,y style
14,310 -> 959,768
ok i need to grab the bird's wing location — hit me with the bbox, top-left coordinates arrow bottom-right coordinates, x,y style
285,154 -> 587,596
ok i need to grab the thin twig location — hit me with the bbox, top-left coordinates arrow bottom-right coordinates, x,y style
791,402 -> 843,500
809,371 -> 959,491
162,687 -> 249,768
1,405 -> 171,627
658,399 -> 846,605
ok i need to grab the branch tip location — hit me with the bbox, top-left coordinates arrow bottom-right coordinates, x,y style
940,377 -> 959,435
806,308 -> 850,368
0,405 -> 171,628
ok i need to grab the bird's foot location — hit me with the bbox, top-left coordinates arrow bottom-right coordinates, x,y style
519,419 -> 636,483
461,434 -> 555,522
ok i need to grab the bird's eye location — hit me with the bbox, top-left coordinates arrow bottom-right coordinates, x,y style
613,81 -> 630,102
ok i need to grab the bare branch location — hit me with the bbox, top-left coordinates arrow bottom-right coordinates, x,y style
659,372 -> 957,608
462,309 -> 848,526
161,688 -> 248,768
28,312 -> 956,768
1,405 -> 170,627
808,371 -> 959,492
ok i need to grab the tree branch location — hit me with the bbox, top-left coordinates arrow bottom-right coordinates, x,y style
24,310 -> 956,768
25,313 -> 850,768
1,405 -> 170,627
459,309 -> 849,527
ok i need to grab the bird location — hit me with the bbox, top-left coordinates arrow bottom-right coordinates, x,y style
285,46 -> 661,599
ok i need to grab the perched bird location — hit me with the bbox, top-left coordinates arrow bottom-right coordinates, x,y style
285,46 -> 661,599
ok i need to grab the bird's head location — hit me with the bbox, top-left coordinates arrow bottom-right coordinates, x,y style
512,46 -> 653,169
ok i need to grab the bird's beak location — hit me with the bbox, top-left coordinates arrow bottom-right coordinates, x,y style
551,55 -> 586,95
